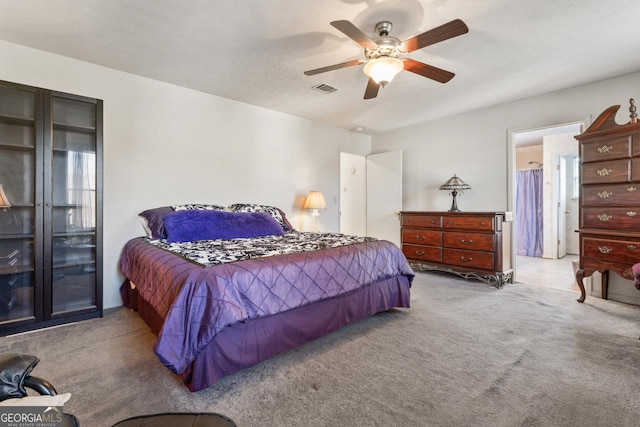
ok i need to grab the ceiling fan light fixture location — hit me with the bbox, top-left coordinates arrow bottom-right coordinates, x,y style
363,57 -> 403,86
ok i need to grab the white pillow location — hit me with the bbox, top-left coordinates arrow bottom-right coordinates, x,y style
0,393 -> 71,407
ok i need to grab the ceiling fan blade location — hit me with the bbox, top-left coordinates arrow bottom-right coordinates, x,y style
364,78 -> 380,99
331,20 -> 378,50
403,59 -> 455,83
304,59 -> 365,76
400,19 -> 469,53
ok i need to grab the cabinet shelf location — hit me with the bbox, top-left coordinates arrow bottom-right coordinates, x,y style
53,259 -> 95,270
53,203 -> 94,208
0,204 -> 35,208
0,114 -> 35,126
53,122 -> 96,133
0,142 -> 35,152
0,234 -> 34,241
53,147 -> 96,154
52,230 -> 95,238
0,265 -> 35,275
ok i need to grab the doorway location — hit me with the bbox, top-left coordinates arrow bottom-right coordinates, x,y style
339,151 -> 402,246
509,122 -> 583,292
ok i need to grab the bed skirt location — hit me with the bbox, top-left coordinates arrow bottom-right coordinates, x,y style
122,274 -> 411,391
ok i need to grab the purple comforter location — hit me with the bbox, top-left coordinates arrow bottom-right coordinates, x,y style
120,237 -> 414,374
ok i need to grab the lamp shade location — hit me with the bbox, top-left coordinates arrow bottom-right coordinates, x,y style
303,191 -> 327,210
0,184 -> 11,209
363,57 -> 404,86
439,174 -> 471,191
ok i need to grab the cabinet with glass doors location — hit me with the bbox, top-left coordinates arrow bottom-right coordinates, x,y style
0,79 -> 102,334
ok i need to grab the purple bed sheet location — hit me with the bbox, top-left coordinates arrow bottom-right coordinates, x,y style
119,237 -> 414,381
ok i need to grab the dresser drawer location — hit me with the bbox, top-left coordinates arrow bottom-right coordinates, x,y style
402,229 -> 442,246
582,207 -> 640,229
582,183 -> 640,206
582,237 -> 640,264
443,248 -> 494,270
581,135 -> 630,163
631,133 -> 640,157
443,232 -> 494,251
442,216 -> 494,231
581,159 -> 630,184
632,158 -> 640,181
401,215 -> 441,228
402,244 -> 442,263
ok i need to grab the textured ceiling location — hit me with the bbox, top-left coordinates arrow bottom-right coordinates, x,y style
1,0 -> 639,134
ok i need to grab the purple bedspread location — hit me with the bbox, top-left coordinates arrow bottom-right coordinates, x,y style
120,237 -> 414,374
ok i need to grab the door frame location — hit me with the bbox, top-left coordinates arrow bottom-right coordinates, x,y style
507,119 -> 587,282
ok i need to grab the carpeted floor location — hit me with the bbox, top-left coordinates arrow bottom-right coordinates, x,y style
1,272 -> 639,426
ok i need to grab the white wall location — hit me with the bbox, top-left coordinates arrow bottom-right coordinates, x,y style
0,40 -> 371,309
372,71 -> 640,305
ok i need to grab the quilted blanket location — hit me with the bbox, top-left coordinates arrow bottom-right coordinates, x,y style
120,236 -> 414,374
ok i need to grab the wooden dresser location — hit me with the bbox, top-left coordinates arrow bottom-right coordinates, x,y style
400,211 -> 512,287
575,101 -> 640,303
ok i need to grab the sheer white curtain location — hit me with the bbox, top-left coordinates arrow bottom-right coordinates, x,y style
67,151 -> 95,229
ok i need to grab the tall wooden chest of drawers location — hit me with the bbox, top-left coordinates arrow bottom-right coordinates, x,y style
400,211 -> 512,287
575,102 -> 640,303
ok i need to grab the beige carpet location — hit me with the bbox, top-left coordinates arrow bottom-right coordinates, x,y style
1,272 -> 639,426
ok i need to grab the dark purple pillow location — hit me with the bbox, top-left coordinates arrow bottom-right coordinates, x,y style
139,206 -> 174,239
164,210 -> 285,243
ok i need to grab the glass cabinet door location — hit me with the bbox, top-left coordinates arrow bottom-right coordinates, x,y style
0,84 -> 40,324
0,79 -> 101,334
49,94 -> 98,314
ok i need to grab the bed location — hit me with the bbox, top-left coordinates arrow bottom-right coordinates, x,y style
119,204 -> 414,392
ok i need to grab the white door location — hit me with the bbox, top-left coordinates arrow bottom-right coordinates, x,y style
557,156 -> 567,258
366,151 -> 402,246
339,153 -> 367,236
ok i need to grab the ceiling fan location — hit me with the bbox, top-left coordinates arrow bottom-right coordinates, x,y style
304,19 -> 469,99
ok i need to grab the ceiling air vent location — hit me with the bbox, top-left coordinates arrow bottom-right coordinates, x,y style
312,83 -> 338,94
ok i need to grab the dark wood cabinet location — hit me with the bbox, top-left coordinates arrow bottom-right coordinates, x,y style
575,102 -> 640,303
400,211 -> 512,287
0,79 -> 102,334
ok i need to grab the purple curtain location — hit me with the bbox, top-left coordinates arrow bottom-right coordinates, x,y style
516,168 -> 543,257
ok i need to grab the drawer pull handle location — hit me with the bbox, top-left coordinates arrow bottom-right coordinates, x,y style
460,256 -> 473,262
628,186 -> 637,192
598,246 -> 612,254
597,214 -> 612,222
448,220 -> 453,224
628,245 -> 637,251
597,191 -> 613,199
431,220 -> 437,224
415,250 -> 426,256
627,211 -> 637,217
597,145 -> 613,154
415,235 -> 426,241
461,239 -> 474,245
481,222 -> 486,226
596,168 -> 612,177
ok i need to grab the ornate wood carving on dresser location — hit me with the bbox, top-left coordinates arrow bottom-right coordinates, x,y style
400,211 -> 513,287
575,99 -> 640,303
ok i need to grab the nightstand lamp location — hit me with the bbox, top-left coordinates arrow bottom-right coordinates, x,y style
439,174 -> 471,212
303,191 -> 327,232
